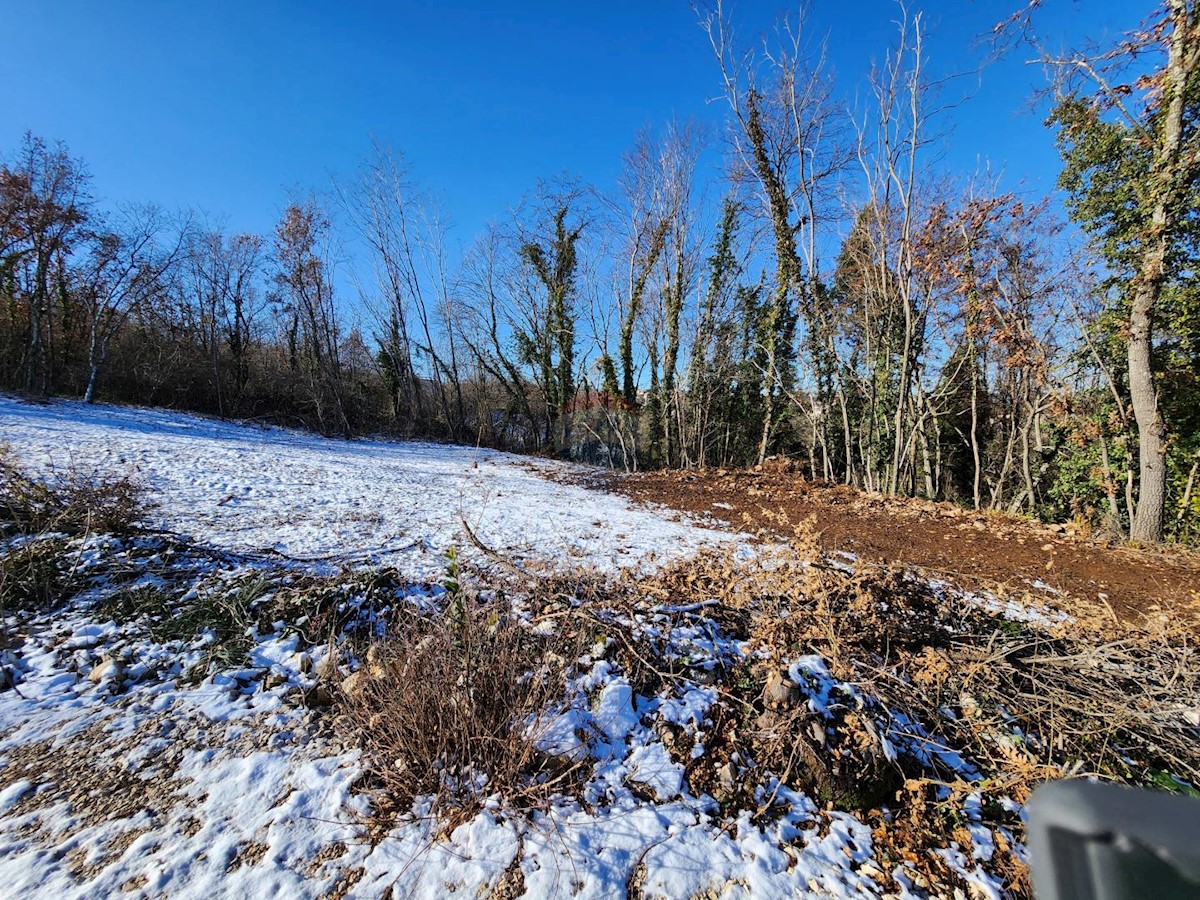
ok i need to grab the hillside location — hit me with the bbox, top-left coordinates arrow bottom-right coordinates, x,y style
2,398 -> 1197,899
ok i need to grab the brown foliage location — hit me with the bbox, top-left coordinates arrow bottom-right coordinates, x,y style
334,596 -> 585,830
0,444 -> 146,536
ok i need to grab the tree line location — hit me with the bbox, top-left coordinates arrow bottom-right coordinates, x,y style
1,2 -> 1196,544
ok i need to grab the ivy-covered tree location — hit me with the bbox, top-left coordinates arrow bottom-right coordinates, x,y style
517,203 -> 584,453
1046,1 -> 1200,541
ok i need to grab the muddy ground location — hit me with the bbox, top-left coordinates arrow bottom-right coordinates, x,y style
606,467 -> 1200,624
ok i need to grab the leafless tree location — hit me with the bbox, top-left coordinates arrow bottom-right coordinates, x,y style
79,204 -> 189,403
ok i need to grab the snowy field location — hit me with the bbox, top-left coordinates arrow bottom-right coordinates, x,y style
0,397 -> 1019,899
0,396 -> 736,579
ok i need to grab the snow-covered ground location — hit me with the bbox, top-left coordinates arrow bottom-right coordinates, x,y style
0,396 -> 737,579
0,397 -> 1018,898
0,545 -> 893,899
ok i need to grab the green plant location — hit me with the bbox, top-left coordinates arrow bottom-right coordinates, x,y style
153,574 -> 271,670
442,546 -> 465,633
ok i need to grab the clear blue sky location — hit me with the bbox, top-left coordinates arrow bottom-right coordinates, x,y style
1,1 -> 1135,257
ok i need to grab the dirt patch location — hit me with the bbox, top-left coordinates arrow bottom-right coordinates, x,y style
612,470 -> 1200,623
0,719 -> 187,829
226,839 -> 269,873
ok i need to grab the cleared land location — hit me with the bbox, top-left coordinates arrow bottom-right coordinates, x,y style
615,467 -> 1200,623
2,398 -> 1197,899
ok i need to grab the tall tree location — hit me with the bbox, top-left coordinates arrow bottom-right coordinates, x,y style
518,202 -> 584,453
0,134 -> 91,394
701,1 -> 848,464
273,199 -> 349,435
1040,1 -> 1200,541
79,204 -> 187,403
183,227 -> 263,414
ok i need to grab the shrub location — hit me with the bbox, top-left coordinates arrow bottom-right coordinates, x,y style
0,444 -> 147,536
337,598 -> 580,825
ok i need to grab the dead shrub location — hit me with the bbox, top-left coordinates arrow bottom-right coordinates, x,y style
0,537 -> 74,612
336,597 -> 582,826
0,444 -> 146,536
633,528 -> 1200,898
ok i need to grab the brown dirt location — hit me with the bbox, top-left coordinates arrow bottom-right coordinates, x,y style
609,467 -> 1200,624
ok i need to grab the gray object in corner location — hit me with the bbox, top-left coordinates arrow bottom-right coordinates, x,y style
1027,780 -> 1200,900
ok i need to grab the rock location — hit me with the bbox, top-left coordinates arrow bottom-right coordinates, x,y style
717,762 -> 738,796
88,657 -> 125,685
341,670 -> 369,700
315,654 -> 339,681
366,644 -> 388,679
754,710 -> 784,740
763,669 -> 802,710
304,683 -> 335,708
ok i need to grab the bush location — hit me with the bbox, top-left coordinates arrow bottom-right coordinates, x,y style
0,444 -> 146,536
337,597 -> 580,824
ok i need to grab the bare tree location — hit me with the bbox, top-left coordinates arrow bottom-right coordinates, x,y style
699,1 -> 852,465
0,133 -> 91,394
79,205 -> 188,403
273,199 -> 349,434
182,227 -> 263,415
340,146 -> 468,437
458,224 -> 539,446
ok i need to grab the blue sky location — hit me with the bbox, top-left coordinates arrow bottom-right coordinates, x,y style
2,1 -> 1135,259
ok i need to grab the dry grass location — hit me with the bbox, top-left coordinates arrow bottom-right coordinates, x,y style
631,518 -> 1200,897
1,445 -> 147,628
0,443 -> 146,537
335,592 -> 587,830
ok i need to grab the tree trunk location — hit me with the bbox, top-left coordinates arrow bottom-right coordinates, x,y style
1127,276 -> 1169,542
1128,0 -> 1192,542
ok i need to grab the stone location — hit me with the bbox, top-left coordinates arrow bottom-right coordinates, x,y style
88,657 -> 125,685
365,644 -> 388,679
717,761 -> 738,795
341,670 -> 369,700
763,669 -> 802,710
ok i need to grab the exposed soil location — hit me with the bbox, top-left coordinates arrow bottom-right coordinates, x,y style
608,466 -> 1200,624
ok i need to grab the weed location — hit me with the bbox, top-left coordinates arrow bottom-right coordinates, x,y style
153,574 -> 271,669
0,537 -> 73,612
95,583 -> 172,625
442,546 -> 465,632
337,596 -> 583,828
0,444 -> 146,536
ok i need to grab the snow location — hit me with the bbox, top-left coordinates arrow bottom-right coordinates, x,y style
0,396 -> 1028,897
0,557 -> 899,900
0,396 -> 738,580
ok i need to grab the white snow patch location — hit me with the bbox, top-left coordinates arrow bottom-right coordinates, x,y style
0,396 -> 741,580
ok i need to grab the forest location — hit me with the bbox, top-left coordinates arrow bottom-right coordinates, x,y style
2,1 -> 1197,543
